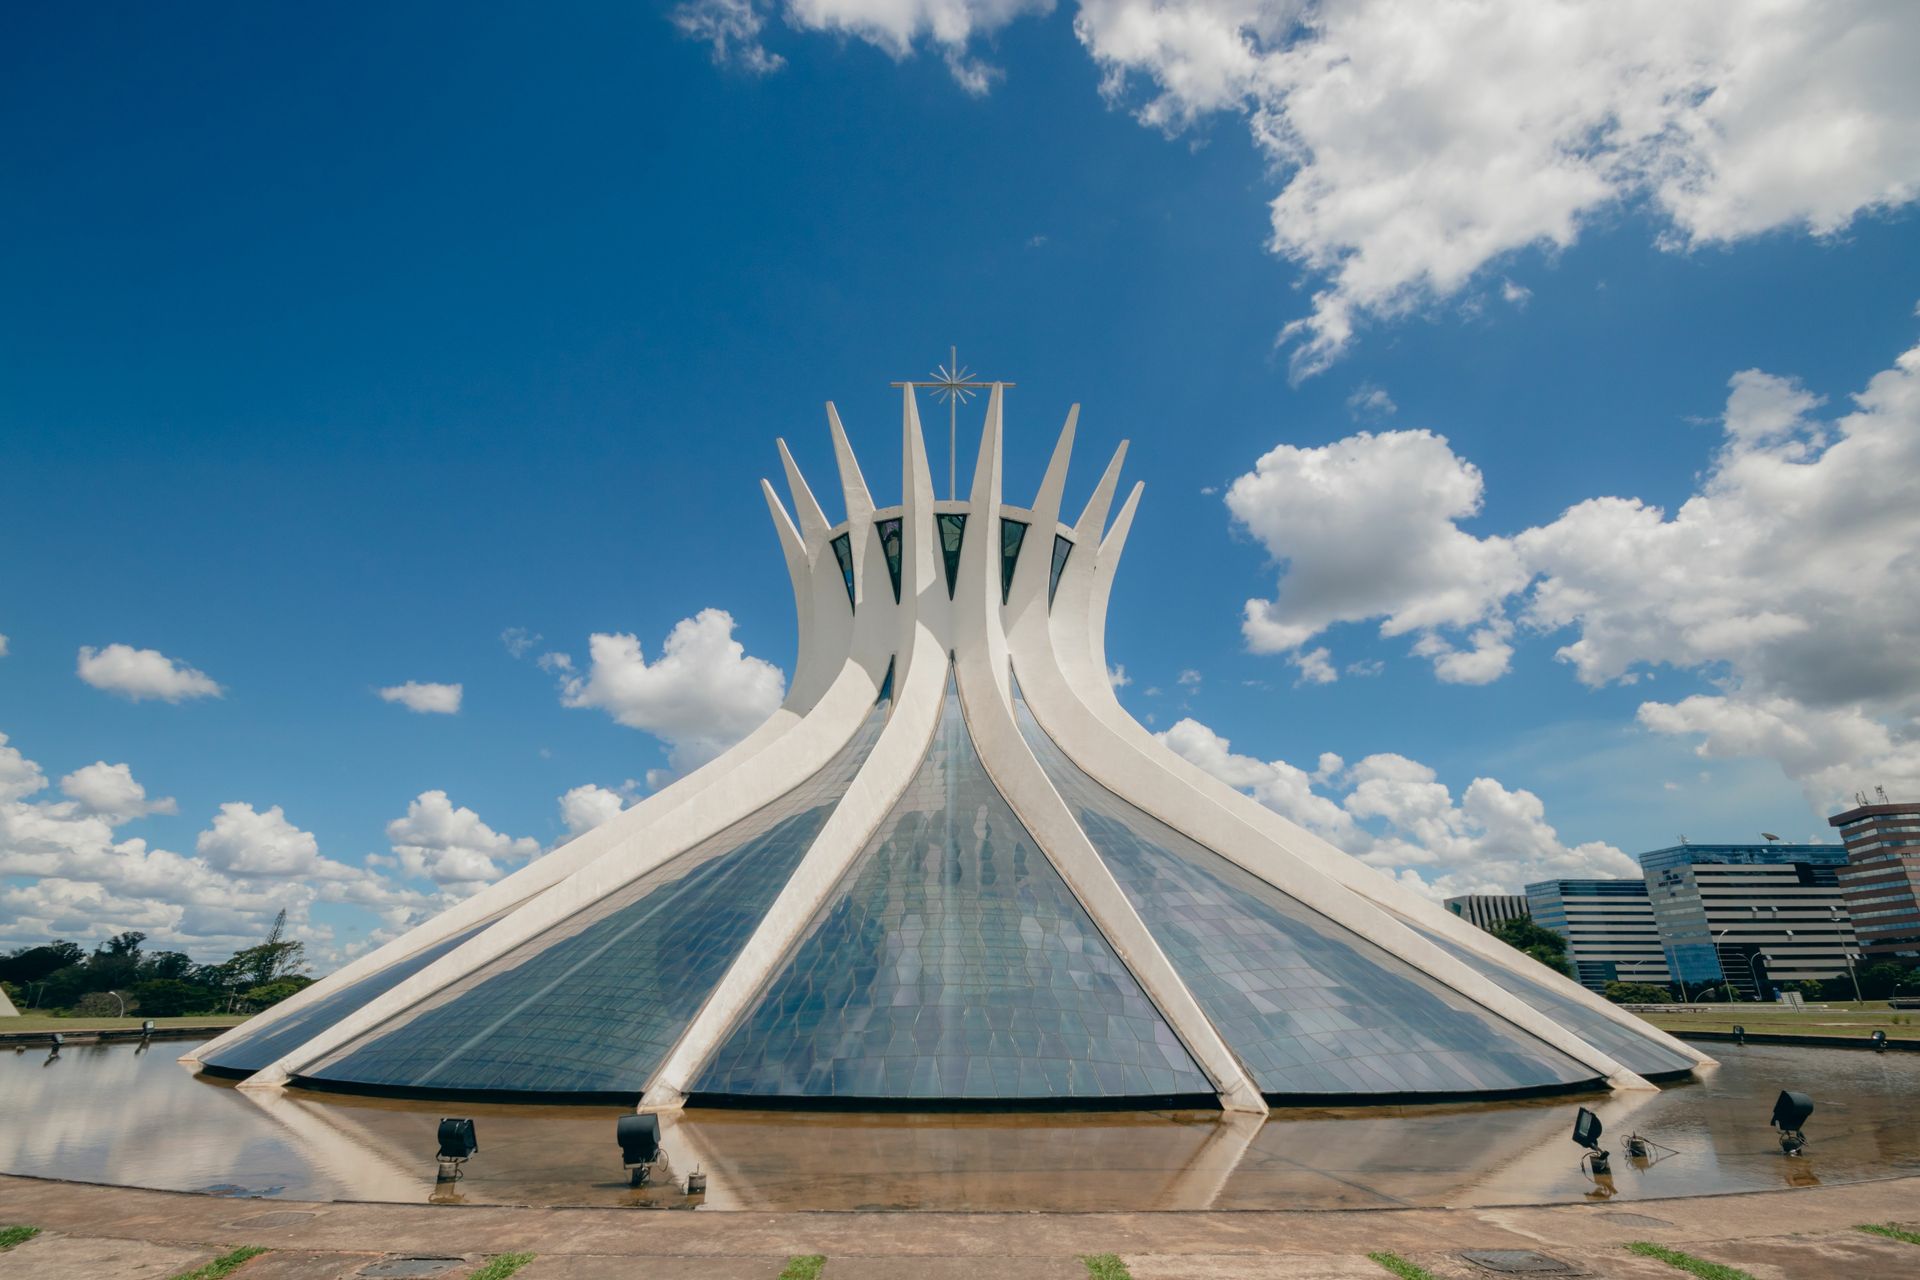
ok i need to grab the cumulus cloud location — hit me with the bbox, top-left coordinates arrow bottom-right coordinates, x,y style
559,609 -> 785,772
76,644 -> 223,702
1345,383 -> 1396,419
1077,0 -> 1920,377
1107,663 -> 1132,688
0,733 -> 429,959
1231,339 -> 1920,811
1291,646 -> 1337,686
379,791 -> 542,895
559,783 -> 630,836
378,681 -> 464,715
500,627 -> 541,659
1158,716 -> 1636,897
60,762 -> 177,824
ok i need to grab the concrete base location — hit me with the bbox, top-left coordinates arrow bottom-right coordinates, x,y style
3,1173 -> 1918,1280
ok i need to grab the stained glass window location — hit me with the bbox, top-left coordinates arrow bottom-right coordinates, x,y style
1048,535 -> 1072,606
1000,518 -> 1029,605
299,695 -> 895,1098
694,672 -> 1211,1102
1015,696 -> 1601,1099
830,532 -> 855,609
937,514 -> 966,599
876,518 -> 903,603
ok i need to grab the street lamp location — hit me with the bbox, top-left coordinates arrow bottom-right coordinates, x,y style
107,990 -> 126,1018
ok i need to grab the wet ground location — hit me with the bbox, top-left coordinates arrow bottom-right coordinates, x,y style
2,1038 -> 1915,1210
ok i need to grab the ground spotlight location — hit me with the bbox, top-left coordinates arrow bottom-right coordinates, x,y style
45,1033 -> 63,1062
1771,1090 -> 1813,1156
617,1113 -> 662,1187
1732,1024 -> 1745,1046
135,1019 -> 156,1054
1571,1106 -> 1610,1177
1870,1030 -> 1887,1053
435,1117 -> 478,1181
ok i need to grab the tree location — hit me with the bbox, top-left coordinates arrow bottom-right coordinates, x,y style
1859,962 -> 1908,1001
1604,981 -> 1672,1004
1781,979 -> 1825,1002
242,980 -> 305,1009
0,941 -> 86,985
1489,915 -> 1575,979
140,951 -> 194,982
131,979 -> 215,1017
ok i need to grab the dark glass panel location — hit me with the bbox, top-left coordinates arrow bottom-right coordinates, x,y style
937,513 -> 967,599
1048,535 -> 1072,607
1000,518 -> 1029,605
199,917 -> 500,1074
876,518 -> 904,603
696,674 -> 1210,1101
300,696 -> 893,1096
1015,697 -> 1599,1098
830,532 -> 855,609
1409,924 -> 1697,1077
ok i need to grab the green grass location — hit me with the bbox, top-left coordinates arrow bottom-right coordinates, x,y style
469,1253 -> 536,1280
169,1245 -> 270,1280
779,1255 -> 826,1280
1857,1223 -> 1920,1245
0,1226 -> 41,1251
1367,1252 -> 1440,1280
1079,1255 -> 1132,1280
1637,1003 -> 1900,1040
1625,1241 -> 1757,1280
0,1014 -> 250,1033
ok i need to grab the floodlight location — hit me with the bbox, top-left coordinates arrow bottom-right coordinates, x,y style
1570,1106 -> 1610,1177
1732,1024 -> 1745,1045
435,1117 -> 478,1180
1870,1030 -> 1887,1053
686,1167 -> 708,1195
141,1019 -> 155,1035
1771,1090 -> 1813,1156
617,1113 -> 662,1187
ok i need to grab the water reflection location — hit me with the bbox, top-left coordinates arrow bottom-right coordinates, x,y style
1,1040 -> 1915,1210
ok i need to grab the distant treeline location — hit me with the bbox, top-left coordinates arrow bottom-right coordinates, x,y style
1,930 -> 318,1017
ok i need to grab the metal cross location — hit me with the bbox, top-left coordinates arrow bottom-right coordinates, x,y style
892,346 -> 1013,499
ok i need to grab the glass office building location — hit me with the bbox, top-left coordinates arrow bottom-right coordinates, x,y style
1640,844 -> 1856,999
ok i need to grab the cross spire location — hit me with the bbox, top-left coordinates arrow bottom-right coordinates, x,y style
892,346 -> 1013,499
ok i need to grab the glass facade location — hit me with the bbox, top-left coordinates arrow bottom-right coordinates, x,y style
199,918 -> 501,1074
938,513 -> 966,599
876,518 -> 903,602
695,673 -> 1210,1102
1000,518 -> 1028,605
1016,699 -> 1599,1098
1048,535 -> 1072,606
301,696 -> 894,1097
1409,924 -> 1697,1077
830,532 -> 855,609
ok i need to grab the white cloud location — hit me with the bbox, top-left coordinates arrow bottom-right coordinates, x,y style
378,681 -> 464,715
1107,663 -> 1132,688
59,762 -> 177,824
559,783 -> 630,836
0,734 -> 427,960
537,651 -> 574,674
1345,383 -> 1396,419
1291,646 -> 1337,686
1229,428 -> 1526,656
559,609 -> 785,772
501,627 -> 541,659
1177,668 -> 1202,687
1075,1 -> 1920,377
380,790 -> 542,895
672,0 -> 787,73
76,643 -> 223,703
0,633 -> 9,657
1159,716 -> 1636,896
1500,279 -> 1531,308
1230,339 -> 1920,812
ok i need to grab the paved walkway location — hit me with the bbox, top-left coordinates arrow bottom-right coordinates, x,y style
2,1172 -> 1916,1278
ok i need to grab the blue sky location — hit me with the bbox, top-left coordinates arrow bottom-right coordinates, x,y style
4,3 -> 1919,962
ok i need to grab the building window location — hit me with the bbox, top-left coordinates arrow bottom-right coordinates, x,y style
937,514 -> 966,598
830,532 -> 855,609
1049,534 -> 1072,606
876,518 -> 903,602
1000,518 -> 1028,605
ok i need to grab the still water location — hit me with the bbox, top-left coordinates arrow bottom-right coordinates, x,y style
2,1039 -> 1915,1210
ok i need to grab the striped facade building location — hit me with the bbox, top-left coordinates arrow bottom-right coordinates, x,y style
1640,844 -> 1857,1000
1525,879 -> 1671,995
1829,799 -> 1920,961
1442,894 -> 1529,932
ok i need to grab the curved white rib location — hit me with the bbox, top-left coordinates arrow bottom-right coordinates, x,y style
1009,433 -> 1647,1089
186,444 -> 840,1069
1049,450 -> 1707,1073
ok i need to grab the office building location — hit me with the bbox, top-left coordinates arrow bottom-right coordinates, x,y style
1525,880 -> 1671,994
1443,894 -> 1529,932
1641,843 -> 1857,1000
1829,796 -> 1920,961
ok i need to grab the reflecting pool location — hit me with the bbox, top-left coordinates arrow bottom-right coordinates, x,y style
2,1038 -> 1916,1210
